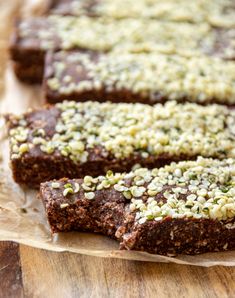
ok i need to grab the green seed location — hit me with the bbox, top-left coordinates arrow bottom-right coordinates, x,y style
63,188 -> 74,196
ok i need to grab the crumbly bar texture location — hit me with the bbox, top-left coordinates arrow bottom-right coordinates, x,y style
49,0 -> 235,28
6,101 -> 235,187
44,51 -> 235,105
10,15 -> 235,83
40,157 -> 235,256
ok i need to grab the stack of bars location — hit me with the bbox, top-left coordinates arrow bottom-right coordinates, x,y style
6,0 -> 235,256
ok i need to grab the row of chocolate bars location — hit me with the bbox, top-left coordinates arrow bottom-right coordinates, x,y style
6,0 -> 235,256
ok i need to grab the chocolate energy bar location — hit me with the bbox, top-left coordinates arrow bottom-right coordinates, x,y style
44,51 -> 235,106
40,157 -> 235,256
10,15 -> 235,83
6,101 -> 235,187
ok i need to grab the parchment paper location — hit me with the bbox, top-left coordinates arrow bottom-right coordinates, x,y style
0,1 -> 234,267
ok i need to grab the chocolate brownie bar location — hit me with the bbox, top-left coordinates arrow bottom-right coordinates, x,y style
10,15 -> 235,83
40,157 -> 235,256
49,0 -> 235,28
6,101 -> 235,187
44,51 -> 235,105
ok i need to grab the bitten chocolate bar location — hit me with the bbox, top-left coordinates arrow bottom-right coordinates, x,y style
40,157 -> 235,256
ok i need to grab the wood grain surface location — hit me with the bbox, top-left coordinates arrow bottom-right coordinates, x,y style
0,241 -> 235,298
0,242 -> 23,298
19,245 -> 235,298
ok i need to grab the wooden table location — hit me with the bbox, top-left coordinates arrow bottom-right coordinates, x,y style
1,241 -> 235,298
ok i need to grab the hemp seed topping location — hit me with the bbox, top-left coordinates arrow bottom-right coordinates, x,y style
7,101 -> 235,187
84,192 -> 95,200
60,203 -> 69,209
98,158 -> 235,224
51,0 -> 235,28
67,157 -> 235,222
52,182 -> 60,189
46,51 -> 235,105
17,16 -> 235,59
8,101 -> 235,165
